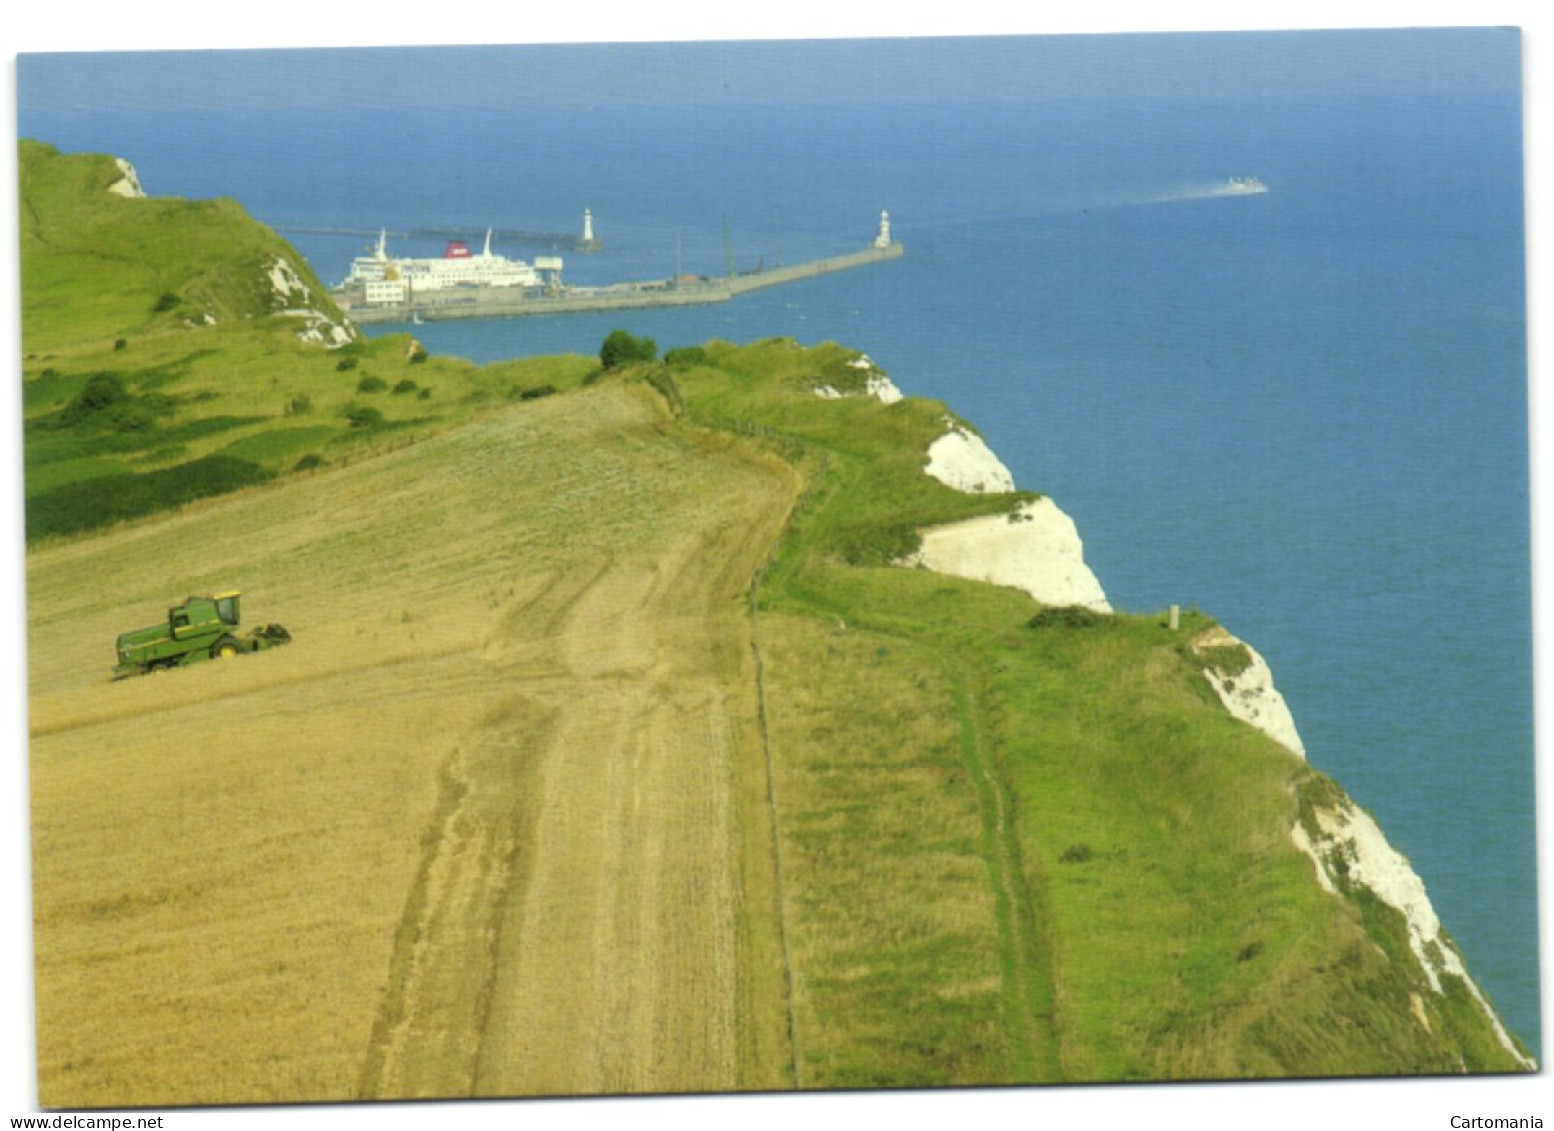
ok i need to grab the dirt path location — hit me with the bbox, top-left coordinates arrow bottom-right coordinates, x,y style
953,673 -> 1062,1079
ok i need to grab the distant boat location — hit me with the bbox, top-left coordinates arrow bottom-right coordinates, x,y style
1224,176 -> 1269,195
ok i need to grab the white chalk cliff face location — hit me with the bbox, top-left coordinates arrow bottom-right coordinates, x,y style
897,416 -> 1110,611
1188,633 -> 1527,1063
923,422 -> 1017,494
811,354 -> 905,404
107,158 -> 146,199
1292,796 -> 1535,1069
850,355 -> 905,404
1192,625 -> 1305,758
267,254 -> 357,349
905,499 -> 1112,613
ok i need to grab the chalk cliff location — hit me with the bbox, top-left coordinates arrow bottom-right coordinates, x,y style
1292,788 -> 1535,1069
887,392 -> 1529,1069
899,417 -> 1111,611
1192,624 -> 1306,758
904,497 -> 1112,613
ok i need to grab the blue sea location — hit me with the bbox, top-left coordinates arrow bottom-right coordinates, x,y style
22,85 -> 1537,1056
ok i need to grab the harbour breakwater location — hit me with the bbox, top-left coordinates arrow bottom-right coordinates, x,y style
334,241 -> 904,325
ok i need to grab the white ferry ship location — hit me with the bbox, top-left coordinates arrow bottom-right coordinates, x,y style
342,229 -> 556,297
1224,176 -> 1268,195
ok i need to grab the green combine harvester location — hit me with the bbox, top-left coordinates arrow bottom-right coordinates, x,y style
113,591 -> 291,677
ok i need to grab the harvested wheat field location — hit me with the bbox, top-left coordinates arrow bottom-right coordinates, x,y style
27,383 -> 800,1106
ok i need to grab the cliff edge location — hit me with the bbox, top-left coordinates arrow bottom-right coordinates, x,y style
768,336 -> 1529,1076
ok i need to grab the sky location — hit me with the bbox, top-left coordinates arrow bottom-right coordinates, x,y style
3,3 -> 1552,1127
14,27 -> 1524,114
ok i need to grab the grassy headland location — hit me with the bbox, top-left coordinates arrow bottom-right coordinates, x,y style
657,340 -> 1531,1081
20,140 -> 594,543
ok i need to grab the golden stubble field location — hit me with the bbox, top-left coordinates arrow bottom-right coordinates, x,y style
26,383 -> 800,1106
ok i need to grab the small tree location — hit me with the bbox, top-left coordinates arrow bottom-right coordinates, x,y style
600,329 -> 657,369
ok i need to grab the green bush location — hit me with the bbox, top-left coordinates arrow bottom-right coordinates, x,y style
393,379 -> 418,395
518,385 -> 557,401
1197,642 -> 1254,677
335,356 -> 359,372
665,345 -> 708,368
1027,606 -> 1107,630
50,376 -> 178,435
153,292 -> 179,313
59,373 -> 129,424
344,403 -> 383,429
294,453 -> 324,471
356,375 -> 387,394
600,329 -> 658,369
284,393 -> 313,416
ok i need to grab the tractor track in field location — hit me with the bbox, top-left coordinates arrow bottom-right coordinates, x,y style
350,415 -> 801,1097
28,640 -> 482,738
357,698 -> 556,1098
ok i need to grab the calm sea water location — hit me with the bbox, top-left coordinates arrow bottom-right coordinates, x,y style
23,91 -> 1537,1056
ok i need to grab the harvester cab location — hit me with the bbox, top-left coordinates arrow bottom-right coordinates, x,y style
114,590 -> 291,677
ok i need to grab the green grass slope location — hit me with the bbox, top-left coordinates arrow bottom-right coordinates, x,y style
19,141 -> 596,543
20,139 -> 340,352
652,339 -> 1532,1081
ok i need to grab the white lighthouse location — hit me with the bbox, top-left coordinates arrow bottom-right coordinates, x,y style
873,209 -> 892,249
583,208 -> 594,243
